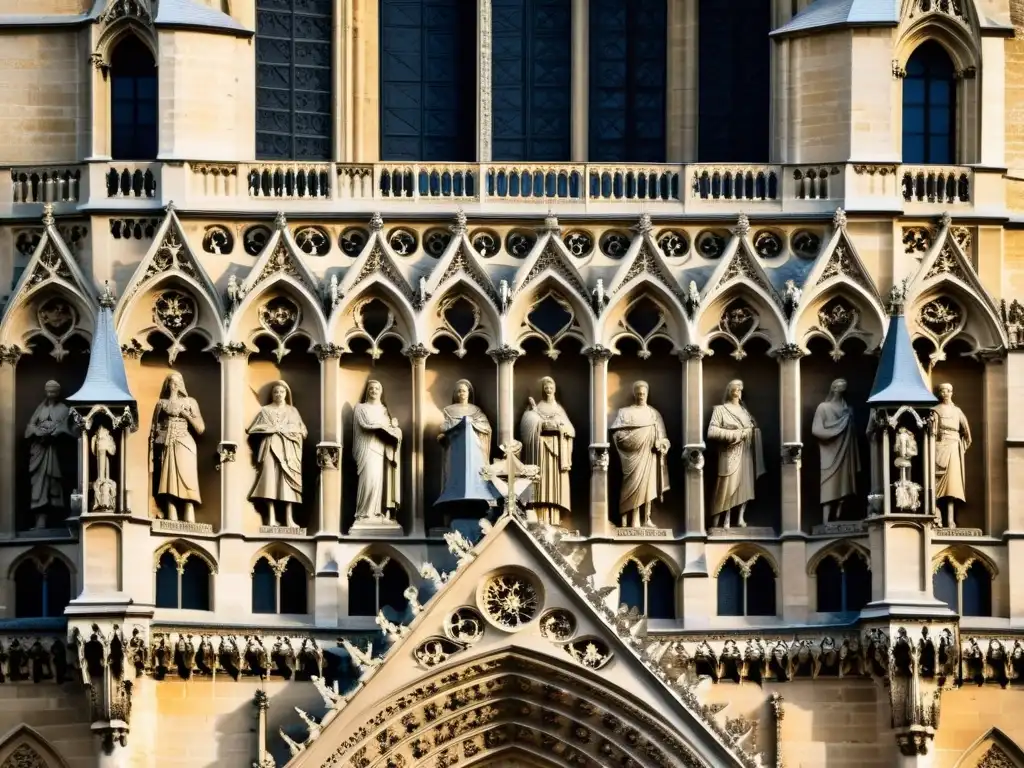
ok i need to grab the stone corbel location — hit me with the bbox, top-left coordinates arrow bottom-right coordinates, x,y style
683,445 -> 705,473
781,442 -> 802,465
215,441 -> 237,471
589,444 -> 610,472
90,52 -> 110,80
316,442 -> 340,471
71,624 -> 133,753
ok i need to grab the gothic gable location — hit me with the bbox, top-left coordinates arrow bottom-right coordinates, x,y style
425,232 -> 502,312
282,516 -> 752,768
701,236 -> 779,308
606,233 -> 686,307
241,216 -> 321,301
806,228 -> 883,306
512,233 -> 590,305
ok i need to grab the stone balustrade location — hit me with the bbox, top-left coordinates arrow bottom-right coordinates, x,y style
0,160 -> 1003,217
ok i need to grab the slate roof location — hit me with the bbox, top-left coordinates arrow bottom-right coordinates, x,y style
154,0 -> 250,34
771,0 -> 899,37
867,304 -> 936,408
67,297 -> 136,409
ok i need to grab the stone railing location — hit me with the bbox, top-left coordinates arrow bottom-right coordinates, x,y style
0,160 -> 1003,216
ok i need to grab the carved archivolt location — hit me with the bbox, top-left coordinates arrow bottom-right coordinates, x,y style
250,544 -> 313,577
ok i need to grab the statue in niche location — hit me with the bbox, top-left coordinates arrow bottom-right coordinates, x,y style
91,424 -> 117,511
811,378 -> 860,523
438,379 -> 492,490
519,376 -> 575,526
352,380 -> 402,526
150,372 -> 206,524
893,426 -> 921,511
24,380 -> 71,528
609,381 -> 670,528
932,382 -> 971,528
247,380 -> 307,528
707,379 -> 765,528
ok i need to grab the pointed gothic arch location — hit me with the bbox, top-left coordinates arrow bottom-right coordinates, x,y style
0,725 -> 70,768
695,283 -> 787,357
329,280 -> 420,354
952,727 -> 1024,767
602,278 -> 691,353
152,538 -> 218,574
507,274 -> 596,352
422,280 -> 503,353
794,281 -> 886,359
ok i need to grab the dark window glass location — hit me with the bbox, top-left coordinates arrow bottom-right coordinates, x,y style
588,0 -> 666,162
646,560 -> 676,620
155,551 -> 179,609
492,0 -> 572,161
380,0 -> 477,160
697,0 -> 770,162
252,559 -> 278,614
348,559 -> 378,616
932,561 -> 959,614
279,558 -> 308,614
379,560 -> 410,614
816,557 -> 844,613
747,558 -> 776,617
618,561 -> 646,613
180,557 -> 211,611
844,555 -> 872,613
901,41 -> 956,164
45,559 -> 72,618
961,561 -> 992,617
716,559 -> 744,617
109,36 -> 158,160
14,561 -> 44,618
256,0 -> 333,160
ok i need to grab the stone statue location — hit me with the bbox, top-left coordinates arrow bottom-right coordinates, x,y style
24,380 -> 71,528
932,382 -> 971,528
91,424 -> 117,511
609,381 -> 670,528
893,426 -> 921,511
150,372 -> 206,524
438,379 -> 492,490
247,380 -> 307,528
352,380 -> 402,526
519,376 -> 575,526
707,379 -> 765,528
811,379 -> 860,522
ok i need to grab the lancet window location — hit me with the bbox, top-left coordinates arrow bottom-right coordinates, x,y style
814,548 -> 871,614
251,550 -> 309,615
379,0 -> 476,161
902,41 -> 957,164
154,544 -> 213,611
932,551 -> 993,617
617,556 -> 676,620
588,0 -> 667,162
109,36 -> 157,161
13,553 -> 72,619
347,554 -> 411,617
716,550 -> 776,617
255,0 -> 333,160
492,0 -> 572,161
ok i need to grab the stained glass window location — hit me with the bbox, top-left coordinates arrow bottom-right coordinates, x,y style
255,0 -> 333,160
492,0 -> 572,161
588,0 -> 666,162
380,0 -> 476,160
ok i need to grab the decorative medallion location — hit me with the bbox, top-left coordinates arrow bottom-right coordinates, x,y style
387,228 -> 418,256
539,609 -> 577,641
445,607 -> 485,644
562,230 -> 594,258
506,229 -> 538,258
202,225 -> 234,255
294,226 -> 331,256
339,227 -> 369,257
471,229 -> 501,258
15,230 -> 41,258
656,229 -> 690,259
563,638 -> 613,670
152,290 -> 198,362
752,230 -> 783,259
243,225 -> 272,257
424,228 -> 453,257
599,230 -> 632,259
258,296 -> 300,337
717,301 -> 761,360
791,230 -> 821,259
34,298 -> 79,361
695,230 -> 727,259
481,573 -> 541,630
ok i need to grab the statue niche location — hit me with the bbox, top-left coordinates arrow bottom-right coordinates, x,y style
149,372 -> 206,523
811,378 -> 860,523
24,380 -> 72,529
247,380 -> 308,529
609,380 -> 670,529
707,379 -> 765,529
519,376 -> 575,527
91,424 -> 118,512
932,382 -> 971,529
351,380 -> 403,532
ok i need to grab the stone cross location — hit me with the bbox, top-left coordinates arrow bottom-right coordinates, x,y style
482,441 -> 539,518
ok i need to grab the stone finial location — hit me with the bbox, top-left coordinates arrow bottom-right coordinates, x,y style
164,200 -> 176,216
888,279 -> 907,316
541,209 -> 560,235
634,212 -> 653,235
833,208 -> 848,230
41,203 -> 55,227
98,281 -> 117,309
733,213 -> 750,238
450,208 -> 468,235
369,212 -> 384,233
273,211 -> 287,231
939,211 -> 952,229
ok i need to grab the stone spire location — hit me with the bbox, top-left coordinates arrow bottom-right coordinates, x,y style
867,281 -> 936,408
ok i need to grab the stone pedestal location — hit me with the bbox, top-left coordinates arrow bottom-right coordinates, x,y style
707,526 -> 775,539
613,527 -> 672,540
811,520 -> 866,536
152,519 -> 214,536
348,520 -> 404,537
259,525 -> 307,537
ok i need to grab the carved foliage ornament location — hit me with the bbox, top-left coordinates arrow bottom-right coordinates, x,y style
256,296 -> 301,362
153,290 -> 199,363
27,243 -> 72,288
481,573 -> 540,630
917,296 -> 966,364
925,245 -> 969,282
716,301 -> 764,361
563,637 -> 613,670
808,297 -> 872,361
657,229 -> 690,259
143,228 -> 199,285
33,297 -> 80,361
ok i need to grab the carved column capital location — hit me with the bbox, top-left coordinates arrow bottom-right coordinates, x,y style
316,442 -> 340,471
253,689 -> 271,712
772,343 -> 805,361
678,344 -> 705,361
403,342 -> 431,361
0,344 -> 23,367
584,344 -> 614,363
781,442 -> 803,465
212,341 -> 248,360
589,444 -> 610,472
120,339 -> 144,360
489,344 -> 521,364
313,342 -> 344,361
215,442 -> 237,470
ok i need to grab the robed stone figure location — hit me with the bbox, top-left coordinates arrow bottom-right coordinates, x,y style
25,380 -> 71,528
353,380 -> 402,527
811,378 -> 860,523
708,379 -> 765,528
438,379 -> 492,491
247,380 -> 307,528
520,376 -> 575,526
932,382 -> 971,528
610,381 -> 670,528
150,372 -> 206,524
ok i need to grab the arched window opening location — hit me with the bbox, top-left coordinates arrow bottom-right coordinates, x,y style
109,35 -> 158,160
492,0 -> 572,161
380,0 -> 477,161
252,558 -> 278,614
844,555 -> 871,612
180,558 -> 211,611
932,552 -> 994,617
933,560 -> 958,613
617,561 -> 645,613
902,41 -> 957,164
697,0 -> 771,162
588,0 -> 667,162
815,551 -> 871,614
155,551 -> 179,609
154,546 -> 212,611
815,557 -> 844,613
251,552 -> 310,615
717,551 -> 777,618
13,555 -> 73,618
646,560 -> 676,619
347,555 -> 411,617
279,559 -> 308,614
962,561 -> 993,617
255,0 -> 333,160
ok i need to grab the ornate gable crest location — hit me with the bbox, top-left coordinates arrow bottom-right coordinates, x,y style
808,230 -> 882,304
910,222 -> 1000,318
702,237 -> 779,305
98,0 -> 153,25
118,207 -> 224,321
425,235 -> 501,311
242,217 -> 321,302
336,219 -> 417,308
607,236 -> 686,304
512,233 -> 590,305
